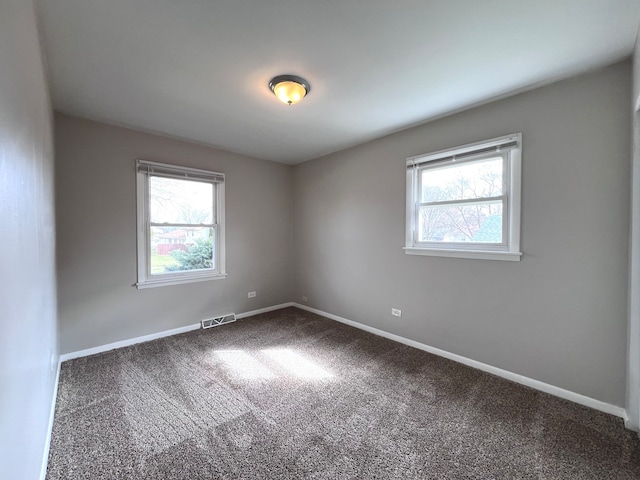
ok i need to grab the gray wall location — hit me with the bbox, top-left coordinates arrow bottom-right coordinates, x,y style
293,61 -> 631,407
56,62 -> 632,409
55,114 -> 293,353
0,1 -> 58,478
628,35 -> 640,429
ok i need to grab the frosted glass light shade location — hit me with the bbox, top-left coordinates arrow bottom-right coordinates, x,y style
269,75 -> 310,105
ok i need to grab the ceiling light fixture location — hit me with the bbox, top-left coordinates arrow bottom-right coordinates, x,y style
269,75 -> 311,106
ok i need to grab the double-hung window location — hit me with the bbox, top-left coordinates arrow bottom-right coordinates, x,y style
136,160 -> 226,288
405,134 -> 522,261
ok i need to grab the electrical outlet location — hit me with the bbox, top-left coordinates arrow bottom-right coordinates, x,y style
391,308 -> 402,317
248,291 -> 256,298
302,296 -> 308,302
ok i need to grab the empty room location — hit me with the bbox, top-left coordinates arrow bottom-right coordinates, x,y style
3,0 -> 640,478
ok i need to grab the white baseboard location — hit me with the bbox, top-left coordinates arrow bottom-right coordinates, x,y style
292,303 -> 628,421
60,323 -> 201,361
624,417 -> 639,431
236,302 -> 294,319
40,357 -> 61,480
60,302 -> 296,362
56,301 -> 627,421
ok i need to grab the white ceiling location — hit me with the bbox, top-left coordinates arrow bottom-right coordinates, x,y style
38,0 -> 640,164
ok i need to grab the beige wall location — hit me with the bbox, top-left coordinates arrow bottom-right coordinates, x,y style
55,114 -> 293,353
0,0 -> 58,478
293,61 -> 631,407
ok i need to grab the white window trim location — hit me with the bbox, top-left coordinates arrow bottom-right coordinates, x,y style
405,133 -> 522,261
135,159 -> 226,289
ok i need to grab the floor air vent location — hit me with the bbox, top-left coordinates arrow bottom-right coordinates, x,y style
201,313 -> 236,329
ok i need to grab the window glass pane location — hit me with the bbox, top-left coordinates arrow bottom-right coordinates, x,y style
418,201 -> 503,243
150,226 -> 215,274
421,157 -> 503,203
149,176 -> 213,224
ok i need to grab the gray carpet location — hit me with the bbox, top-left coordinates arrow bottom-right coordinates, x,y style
47,307 -> 640,479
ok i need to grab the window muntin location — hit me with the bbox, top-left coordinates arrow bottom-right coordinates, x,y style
405,134 -> 521,260
136,160 -> 226,288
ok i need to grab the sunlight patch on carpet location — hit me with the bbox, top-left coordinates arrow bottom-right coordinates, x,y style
214,350 -> 277,379
262,349 -> 333,379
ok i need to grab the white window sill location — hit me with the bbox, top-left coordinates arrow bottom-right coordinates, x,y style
404,247 -> 522,261
136,273 -> 228,289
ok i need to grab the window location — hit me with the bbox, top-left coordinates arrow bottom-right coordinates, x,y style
405,134 -> 522,261
136,160 -> 226,288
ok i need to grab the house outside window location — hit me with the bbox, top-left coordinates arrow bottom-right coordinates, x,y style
405,134 -> 522,261
136,159 -> 226,288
